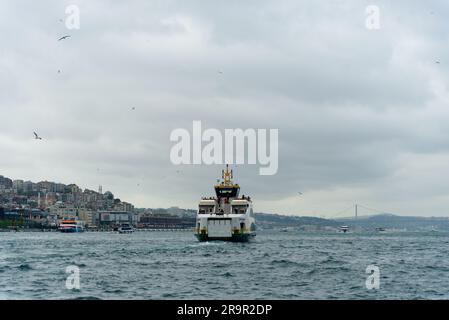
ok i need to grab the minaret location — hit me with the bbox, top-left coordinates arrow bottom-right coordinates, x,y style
38,192 -> 41,208
98,185 -> 103,194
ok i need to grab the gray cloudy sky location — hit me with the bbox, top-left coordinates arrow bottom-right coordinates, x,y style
1,0 -> 449,217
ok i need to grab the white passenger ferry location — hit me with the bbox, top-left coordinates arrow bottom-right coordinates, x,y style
118,223 -> 134,234
195,165 -> 256,242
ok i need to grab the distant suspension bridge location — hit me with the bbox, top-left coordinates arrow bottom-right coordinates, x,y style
329,204 -> 396,219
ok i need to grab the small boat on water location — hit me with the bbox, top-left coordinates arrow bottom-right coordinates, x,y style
59,219 -> 84,233
339,225 -> 349,233
195,165 -> 256,242
118,223 -> 134,234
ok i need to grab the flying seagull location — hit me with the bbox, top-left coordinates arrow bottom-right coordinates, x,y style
33,132 -> 42,140
131,107 -> 135,111
58,35 -> 71,41
436,61 -> 441,64
298,192 -> 303,195
218,70 -> 223,74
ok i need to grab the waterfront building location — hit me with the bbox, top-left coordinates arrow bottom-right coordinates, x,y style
0,176 -> 13,188
47,202 -> 78,219
78,208 -> 95,227
96,211 -> 138,226
12,180 -> 24,191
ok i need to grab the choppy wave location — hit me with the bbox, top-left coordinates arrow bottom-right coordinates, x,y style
1,230 -> 449,299
17,264 -> 33,271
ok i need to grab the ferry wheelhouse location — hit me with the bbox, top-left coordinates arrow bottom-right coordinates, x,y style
195,165 -> 256,242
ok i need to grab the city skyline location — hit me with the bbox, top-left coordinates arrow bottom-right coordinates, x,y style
0,172 -> 446,219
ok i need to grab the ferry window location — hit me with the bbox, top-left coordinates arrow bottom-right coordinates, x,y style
199,205 -> 214,214
232,205 -> 247,214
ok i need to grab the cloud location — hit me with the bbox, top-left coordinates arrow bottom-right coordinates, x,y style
1,0 -> 449,216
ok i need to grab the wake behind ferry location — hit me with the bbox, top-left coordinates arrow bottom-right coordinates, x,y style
195,165 -> 256,242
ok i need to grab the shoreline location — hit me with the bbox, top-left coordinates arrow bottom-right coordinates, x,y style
0,228 -> 195,233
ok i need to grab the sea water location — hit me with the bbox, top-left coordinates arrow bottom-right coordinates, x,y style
1,230 -> 449,299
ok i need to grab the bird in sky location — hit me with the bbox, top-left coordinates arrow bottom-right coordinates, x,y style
436,61 -> 441,64
33,132 -> 42,140
131,107 -> 135,111
58,35 -> 71,41
218,70 -> 223,74
298,192 -> 303,195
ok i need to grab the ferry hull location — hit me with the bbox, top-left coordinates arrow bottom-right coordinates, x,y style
118,229 -> 134,234
195,232 -> 255,242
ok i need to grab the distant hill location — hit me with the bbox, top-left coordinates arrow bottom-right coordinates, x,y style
136,207 -> 449,231
255,213 -> 340,230
256,212 -> 449,231
135,207 -> 197,218
335,214 -> 449,231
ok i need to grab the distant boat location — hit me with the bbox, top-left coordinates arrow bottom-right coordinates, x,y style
118,223 -> 134,234
339,225 -> 349,233
59,220 -> 84,233
375,227 -> 386,232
